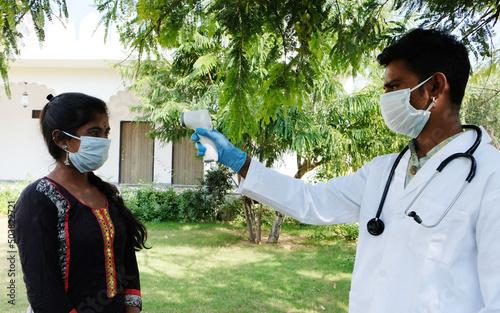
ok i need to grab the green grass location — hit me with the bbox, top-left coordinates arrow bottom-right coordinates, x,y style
0,216 -> 356,313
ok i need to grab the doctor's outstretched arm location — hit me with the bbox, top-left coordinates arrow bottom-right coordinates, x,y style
192,128 -> 365,225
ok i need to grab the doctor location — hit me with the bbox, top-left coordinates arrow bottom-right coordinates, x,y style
192,29 -> 500,312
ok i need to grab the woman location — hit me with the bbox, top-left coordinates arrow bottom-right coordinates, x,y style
12,93 -> 148,313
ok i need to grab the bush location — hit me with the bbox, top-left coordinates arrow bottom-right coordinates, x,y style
123,166 -> 236,223
202,165 -> 234,220
217,196 -> 242,222
307,223 -> 359,242
124,185 -> 178,223
0,181 -> 29,215
330,223 -> 359,241
178,189 -> 211,222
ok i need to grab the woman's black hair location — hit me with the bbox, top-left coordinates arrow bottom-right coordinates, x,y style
41,92 -> 108,160
88,172 -> 149,251
40,92 -> 149,250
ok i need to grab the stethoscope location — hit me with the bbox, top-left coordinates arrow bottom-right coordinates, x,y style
367,124 -> 481,236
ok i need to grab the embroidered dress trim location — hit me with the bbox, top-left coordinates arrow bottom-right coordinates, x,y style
124,289 -> 142,309
37,179 -> 71,291
91,206 -> 117,298
124,293 -> 143,310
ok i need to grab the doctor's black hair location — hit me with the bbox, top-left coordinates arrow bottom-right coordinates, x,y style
39,92 -> 149,251
377,28 -> 470,111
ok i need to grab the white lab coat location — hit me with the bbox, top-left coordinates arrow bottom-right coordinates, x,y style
239,127 -> 500,313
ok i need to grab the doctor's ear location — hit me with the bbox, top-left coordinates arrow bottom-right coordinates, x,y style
429,72 -> 447,98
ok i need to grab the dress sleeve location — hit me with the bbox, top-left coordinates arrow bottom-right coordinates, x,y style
122,242 -> 142,310
14,183 -> 77,313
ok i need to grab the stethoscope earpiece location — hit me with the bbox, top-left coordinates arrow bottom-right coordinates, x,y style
367,218 -> 385,236
407,211 -> 422,224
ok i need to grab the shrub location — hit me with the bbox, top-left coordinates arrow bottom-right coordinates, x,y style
330,223 -> 359,241
217,196 -> 242,222
307,223 -> 359,241
125,185 -> 179,223
123,166 -> 235,223
201,165 -> 234,220
178,189 -> 211,222
0,181 -> 29,215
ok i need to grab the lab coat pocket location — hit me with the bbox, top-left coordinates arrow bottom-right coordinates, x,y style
407,200 -> 470,264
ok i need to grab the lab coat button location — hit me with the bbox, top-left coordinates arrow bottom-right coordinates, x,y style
378,268 -> 388,277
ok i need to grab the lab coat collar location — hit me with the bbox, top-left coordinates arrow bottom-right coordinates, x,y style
396,126 -> 491,198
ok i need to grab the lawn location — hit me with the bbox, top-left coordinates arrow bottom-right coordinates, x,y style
0,216 -> 356,313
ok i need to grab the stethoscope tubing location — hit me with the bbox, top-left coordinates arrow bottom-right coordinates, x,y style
368,125 -> 481,235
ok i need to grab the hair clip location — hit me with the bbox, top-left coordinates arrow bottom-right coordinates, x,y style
46,94 -> 59,102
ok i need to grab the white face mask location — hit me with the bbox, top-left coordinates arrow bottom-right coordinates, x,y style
379,76 -> 434,138
62,131 -> 111,173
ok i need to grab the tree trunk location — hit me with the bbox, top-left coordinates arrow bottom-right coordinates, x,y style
256,203 -> 263,244
241,195 -> 256,243
267,211 -> 285,243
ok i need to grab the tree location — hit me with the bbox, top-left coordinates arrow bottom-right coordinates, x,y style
108,0 -> 408,243
0,0 -> 68,96
461,50 -> 500,148
393,0 -> 500,57
97,0 -> 499,244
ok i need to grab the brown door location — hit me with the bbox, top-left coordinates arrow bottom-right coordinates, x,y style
172,137 -> 204,185
119,122 -> 154,184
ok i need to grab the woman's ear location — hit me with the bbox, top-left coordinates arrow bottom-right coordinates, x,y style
52,129 -> 67,148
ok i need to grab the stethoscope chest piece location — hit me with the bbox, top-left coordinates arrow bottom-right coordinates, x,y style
367,218 -> 385,236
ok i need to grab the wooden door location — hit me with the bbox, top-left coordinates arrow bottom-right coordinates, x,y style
119,122 -> 154,184
172,137 -> 204,185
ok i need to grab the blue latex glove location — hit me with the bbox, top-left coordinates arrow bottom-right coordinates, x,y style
191,128 -> 247,173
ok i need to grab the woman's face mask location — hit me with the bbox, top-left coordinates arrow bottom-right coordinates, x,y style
62,131 -> 111,173
379,76 -> 434,138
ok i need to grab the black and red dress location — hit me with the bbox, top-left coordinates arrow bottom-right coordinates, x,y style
13,177 -> 142,313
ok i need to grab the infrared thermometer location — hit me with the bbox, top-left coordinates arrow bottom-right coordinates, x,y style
180,109 -> 219,162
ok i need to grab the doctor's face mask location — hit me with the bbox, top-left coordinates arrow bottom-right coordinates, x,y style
62,131 -> 111,173
379,76 -> 434,138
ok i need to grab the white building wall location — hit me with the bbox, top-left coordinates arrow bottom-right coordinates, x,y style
0,2 -> 173,184
0,0 -> 301,185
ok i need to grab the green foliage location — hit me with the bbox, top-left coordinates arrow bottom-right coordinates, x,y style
310,84 -> 408,180
202,165 -> 234,218
0,0 -> 68,95
0,181 -> 28,215
177,188 -> 210,222
393,0 -> 500,57
329,223 -> 359,242
461,52 -> 500,147
126,185 -> 180,223
283,219 -> 359,241
101,0 -> 408,142
217,197 -> 242,222
124,166 -> 235,223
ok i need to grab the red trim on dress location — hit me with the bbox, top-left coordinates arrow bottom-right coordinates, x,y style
64,209 -> 71,292
123,289 -> 142,296
69,309 -> 78,313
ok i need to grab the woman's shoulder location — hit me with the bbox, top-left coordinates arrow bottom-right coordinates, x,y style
18,177 -> 69,206
19,177 -> 48,196
14,178 -> 65,221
